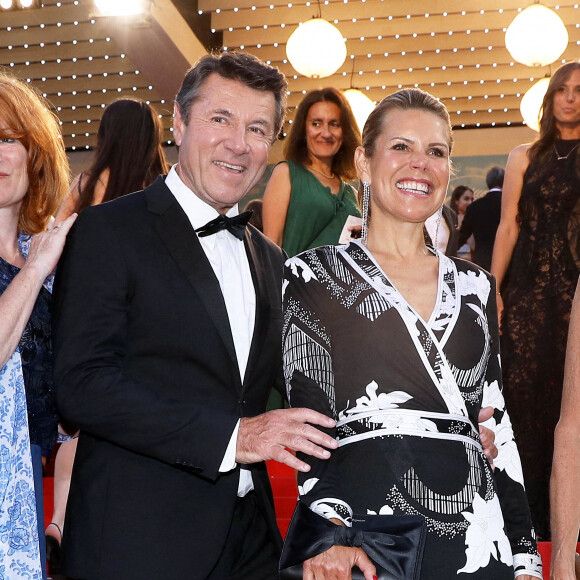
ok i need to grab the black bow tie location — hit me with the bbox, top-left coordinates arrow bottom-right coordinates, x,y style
195,210 -> 253,241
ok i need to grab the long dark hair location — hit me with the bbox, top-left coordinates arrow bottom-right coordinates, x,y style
449,185 -> 473,214
528,61 -> 580,171
284,88 -> 361,181
76,99 -> 168,211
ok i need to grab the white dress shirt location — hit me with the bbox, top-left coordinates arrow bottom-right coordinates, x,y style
165,165 -> 255,495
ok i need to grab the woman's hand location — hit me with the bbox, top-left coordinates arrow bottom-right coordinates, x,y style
303,545 -> 377,580
0,213 -> 77,368
23,213 -> 77,280
550,554 -> 578,580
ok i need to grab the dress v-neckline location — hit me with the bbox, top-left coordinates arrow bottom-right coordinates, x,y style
342,241 -> 467,417
304,164 -> 342,197
355,240 -> 443,327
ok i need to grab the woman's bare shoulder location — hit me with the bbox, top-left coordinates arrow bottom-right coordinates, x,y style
509,142 -> 531,161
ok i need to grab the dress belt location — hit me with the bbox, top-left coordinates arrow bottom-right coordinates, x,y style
336,409 -> 481,450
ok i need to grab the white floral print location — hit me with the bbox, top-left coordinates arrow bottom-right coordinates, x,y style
458,493 -> 512,574
458,270 -> 491,305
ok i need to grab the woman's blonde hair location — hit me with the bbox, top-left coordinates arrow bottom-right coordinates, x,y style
0,72 -> 69,234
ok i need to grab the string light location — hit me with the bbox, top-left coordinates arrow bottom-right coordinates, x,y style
1,0 -> 37,9
3,2 -> 575,150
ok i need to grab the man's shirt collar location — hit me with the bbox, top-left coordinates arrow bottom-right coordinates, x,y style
165,164 -> 240,231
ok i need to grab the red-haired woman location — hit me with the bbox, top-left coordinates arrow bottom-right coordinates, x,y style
0,72 -> 76,579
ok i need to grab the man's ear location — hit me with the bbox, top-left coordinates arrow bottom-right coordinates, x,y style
354,146 -> 370,183
173,102 -> 184,147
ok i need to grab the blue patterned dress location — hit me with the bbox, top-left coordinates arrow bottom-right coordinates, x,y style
282,241 -> 542,579
0,235 -> 56,580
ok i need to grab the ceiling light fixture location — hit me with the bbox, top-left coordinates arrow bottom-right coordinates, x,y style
520,76 -> 550,131
0,0 -> 36,9
505,3 -> 568,67
343,56 -> 375,133
285,0 -> 346,78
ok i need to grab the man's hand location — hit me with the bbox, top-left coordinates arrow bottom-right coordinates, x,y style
478,406 -> 498,469
236,408 -> 338,472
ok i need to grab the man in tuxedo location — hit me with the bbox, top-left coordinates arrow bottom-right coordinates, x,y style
52,52 -> 338,580
458,165 -> 505,270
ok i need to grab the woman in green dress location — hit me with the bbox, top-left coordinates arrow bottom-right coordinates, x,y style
263,88 -> 362,256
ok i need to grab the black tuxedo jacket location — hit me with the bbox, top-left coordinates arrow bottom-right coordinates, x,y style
53,177 -> 285,580
442,204 -> 460,257
458,189 -> 502,271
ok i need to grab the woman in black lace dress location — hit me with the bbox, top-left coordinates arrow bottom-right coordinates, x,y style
491,61 -> 580,540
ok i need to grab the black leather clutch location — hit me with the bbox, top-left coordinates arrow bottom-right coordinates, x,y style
279,501 -> 426,580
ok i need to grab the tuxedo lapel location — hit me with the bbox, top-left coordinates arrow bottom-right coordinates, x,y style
243,227 -> 273,392
145,179 -> 239,374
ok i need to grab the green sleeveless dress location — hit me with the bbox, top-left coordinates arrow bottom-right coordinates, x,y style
281,161 -> 361,257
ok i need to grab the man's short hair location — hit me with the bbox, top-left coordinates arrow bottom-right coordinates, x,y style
486,165 -> 505,190
175,52 -> 287,142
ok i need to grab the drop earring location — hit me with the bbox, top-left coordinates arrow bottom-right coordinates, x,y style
434,205 -> 443,251
361,181 -> 370,247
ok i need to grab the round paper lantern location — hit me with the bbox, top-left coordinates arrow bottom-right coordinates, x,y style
343,89 -> 375,134
505,4 -> 568,67
520,77 -> 550,132
286,18 -> 347,79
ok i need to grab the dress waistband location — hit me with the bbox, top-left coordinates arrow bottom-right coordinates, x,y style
336,409 -> 481,450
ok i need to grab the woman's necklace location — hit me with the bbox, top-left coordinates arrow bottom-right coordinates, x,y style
554,142 -> 580,161
309,165 -> 336,180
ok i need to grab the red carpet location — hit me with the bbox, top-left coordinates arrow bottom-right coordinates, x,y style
43,466 -> 578,579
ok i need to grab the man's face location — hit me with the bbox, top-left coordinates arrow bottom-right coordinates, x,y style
173,73 -> 277,213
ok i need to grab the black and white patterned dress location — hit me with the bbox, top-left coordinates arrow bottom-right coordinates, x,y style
282,240 -> 542,579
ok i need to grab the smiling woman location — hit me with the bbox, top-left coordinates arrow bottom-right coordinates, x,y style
355,107 -> 451,239
0,72 -> 75,580
281,88 -> 542,580
0,133 -> 29,211
262,87 -> 362,257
